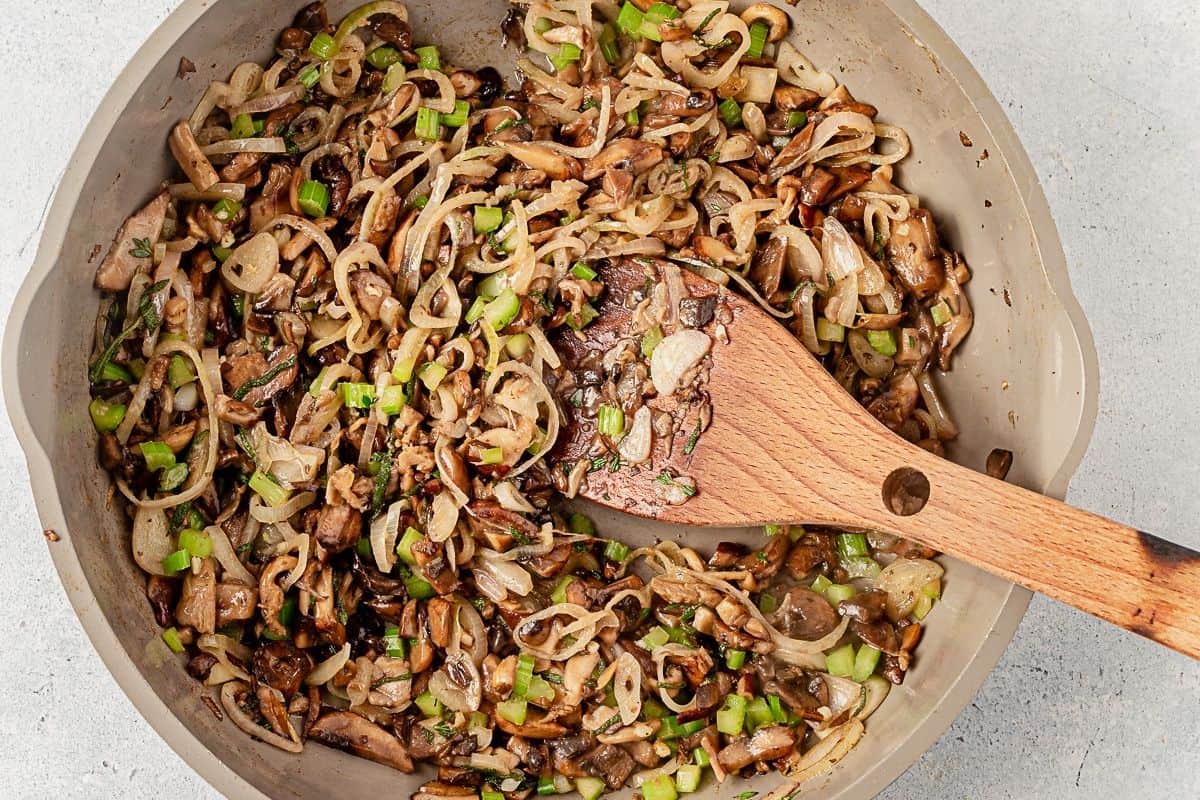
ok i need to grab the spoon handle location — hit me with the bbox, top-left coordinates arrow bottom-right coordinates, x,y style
879,447 -> 1200,658
642,359 -> 1200,656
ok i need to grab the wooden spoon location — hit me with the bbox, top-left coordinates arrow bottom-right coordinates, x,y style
551,258 -> 1200,659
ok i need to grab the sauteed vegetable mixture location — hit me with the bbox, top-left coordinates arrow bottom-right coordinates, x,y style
87,0 -> 975,796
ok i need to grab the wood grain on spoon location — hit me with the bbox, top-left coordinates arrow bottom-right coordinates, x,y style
552,260 -> 1200,660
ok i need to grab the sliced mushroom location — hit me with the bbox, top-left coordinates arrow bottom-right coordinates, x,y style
252,641 -> 314,697
562,651 -> 600,706
935,252 -> 974,370
786,530 -> 838,578
348,269 -> 394,320
837,589 -> 888,624
739,3 -> 790,42
315,503 -> 363,554
851,618 -> 900,655
505,142 -> 581,181
496,710 -> 569,739
580,744 -> 637,790
986,448 -> 1013,480
716,725 -> 797,773
582,139 -> 665,181
886,208 -> 944,298
768,586 -> 840,640
651,89 -> 715,118
308,710 -> 414,772
94,191 -> 170,291
737,531 -> 789,580
426,597 -> 455,648
258,554 -> 297,639
146,575 -> 178,627
867,371 -> 919,431
749,236 -> 787,300
772,85 -> 820,111
169,120 -> 219,191
449,70 -> 483,98
413,782 -> 478,800
254,684 -> 298,743
215,582 -> 258,626
175,557 -> 216,634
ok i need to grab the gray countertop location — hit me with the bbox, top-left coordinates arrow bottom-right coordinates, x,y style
1,1 -> 1197,797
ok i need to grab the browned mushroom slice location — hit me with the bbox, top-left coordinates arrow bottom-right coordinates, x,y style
94,190 -> 170,291
650,89 -> 715,118
886,208 -> 944,297
495,710 -> 569,739
987,447 -> 1014,480
851,618 -> 901,655
549,733 -> 595,776
169,120 -> 219,191
837,589 -> 888,623
867,371 -> 919,431
748,235 -> 787,300
935,252 -> 975,370
348,270 -> 394,320
215,582 -> 258,627
769,586 -> 840,640
785,530 -> 838,578
175,557 -> 217,634
410,536 -> 459,594
677,675 -> 731,723
737,527 -> 789,579
580,744 -> 637,790
582,138 -> 664,181
426,597 -> 455,648
308,710 -> 414,772
413,782 -> 478,800
715,725 -> 797,772
315,503 -> 363,554
772,84 -> 820,111
239,344 -> 300,406
145,574 -> 178,627
505,142 -> 581,181
252,641 -> 314,698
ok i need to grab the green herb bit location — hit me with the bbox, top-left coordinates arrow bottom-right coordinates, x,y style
232,353 -> 298,401
129,237 -> 153,259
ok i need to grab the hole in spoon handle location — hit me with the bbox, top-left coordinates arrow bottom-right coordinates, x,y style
882,467 -> 930,516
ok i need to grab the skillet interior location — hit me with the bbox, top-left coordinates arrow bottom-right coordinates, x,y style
2,0 -> 1098,797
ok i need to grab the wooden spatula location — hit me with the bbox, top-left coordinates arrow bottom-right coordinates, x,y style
550,259 -> 1200,659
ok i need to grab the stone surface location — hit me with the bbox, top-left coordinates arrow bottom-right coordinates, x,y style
0,0 -> 1197,797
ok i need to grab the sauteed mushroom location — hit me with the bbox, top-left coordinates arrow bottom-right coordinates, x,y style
87,0 -> 964,791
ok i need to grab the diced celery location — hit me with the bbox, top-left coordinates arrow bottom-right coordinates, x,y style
675,764 -> 702,794
396,527 -> 424,565
514,653 -> 535,697
852,644 -> 882,682
746,696 -> 773,730
715,694 -> 747,735
825,583 -> 856,606
642,774 -> 677,800
551,576 -> 575,605
816,318 -> 845,342
414,691 -> 442,717
497,697 -> 528,725
866,329 -> 898,357
161,627 -> 185,653
576,777 -> 605,800
640,626 -> 670,649
825,643 -> 856,678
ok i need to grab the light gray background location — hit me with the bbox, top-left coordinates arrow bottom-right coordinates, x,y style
1,1 -> 1197,797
